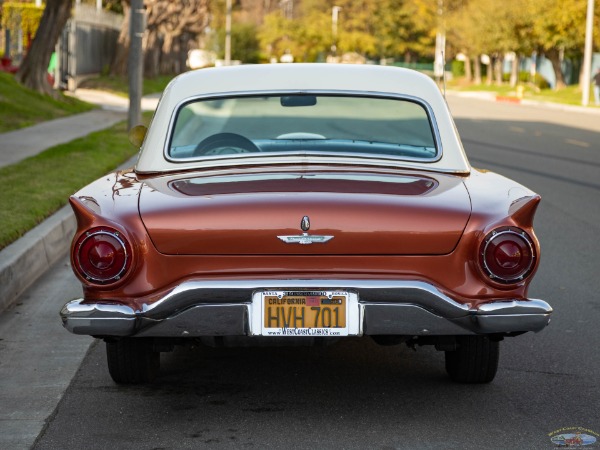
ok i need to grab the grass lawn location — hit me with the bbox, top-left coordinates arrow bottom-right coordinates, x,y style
0,114 -> 151,250
447,79 -> 597,107
0,72 -> 95,132
78,74 -> 174,97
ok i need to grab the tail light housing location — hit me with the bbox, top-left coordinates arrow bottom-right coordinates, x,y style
74,227 -> 132,285
479,227 -> 536,284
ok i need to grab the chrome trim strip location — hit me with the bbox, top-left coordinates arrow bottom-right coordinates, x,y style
60,300 -> 136,336
61,280 -> 552,337
137,279 -> 471,319
277,233 -> 334,244
476,299 -> 552,315
61,299 -> 135,317
473,313 -> 551,334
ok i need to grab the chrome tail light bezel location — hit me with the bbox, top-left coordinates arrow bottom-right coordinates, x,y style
73,227 -> 132,285
479,226 -> 536,285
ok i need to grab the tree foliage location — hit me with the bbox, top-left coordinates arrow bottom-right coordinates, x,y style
373,0 -> 436,62
258,0 -> 439,63
528,0 -> 589,88
1,2 -> 44,45
254,0 -> 598,89
209,22 -> 261,63
444,0 -> 600,89
14,0 -> 596,91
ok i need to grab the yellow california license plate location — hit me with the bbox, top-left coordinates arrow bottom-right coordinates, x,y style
261,291 -> 348,336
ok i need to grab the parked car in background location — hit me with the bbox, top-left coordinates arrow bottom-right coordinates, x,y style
61,64 -> 552,384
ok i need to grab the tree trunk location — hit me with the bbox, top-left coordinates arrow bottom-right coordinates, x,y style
509,54 -> 519,87
464,54 -> 472,82
494,55 -> 503,85
111,0 -> 210,77
143,26 -> 160,78
546,47 -> 566,90
473,56 -> 481,84
110,1 -> 131,76
15,0 -> 74,95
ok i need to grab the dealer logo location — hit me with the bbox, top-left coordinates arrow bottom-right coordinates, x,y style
549,427 -> 598,447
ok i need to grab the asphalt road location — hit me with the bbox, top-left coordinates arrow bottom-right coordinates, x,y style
15,94 -> 600,449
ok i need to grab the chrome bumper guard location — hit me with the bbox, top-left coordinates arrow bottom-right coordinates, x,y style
60,280 -> 552,337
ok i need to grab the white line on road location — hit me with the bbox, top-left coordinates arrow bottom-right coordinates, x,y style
565,139 -> 590,148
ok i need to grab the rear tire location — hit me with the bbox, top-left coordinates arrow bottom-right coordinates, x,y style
445,336 -> 499,383
106,338 -> 160,384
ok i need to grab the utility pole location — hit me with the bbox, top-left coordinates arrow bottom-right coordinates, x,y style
225,0 -> 232,65
434,0 -> 445,84
128,0 -> 144,129
331,6 -> 341,57
581,0 -> 595,106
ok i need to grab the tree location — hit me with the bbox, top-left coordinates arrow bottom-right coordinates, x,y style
446,0 -> 535,86
111,0 -> 210,77
1,2 -> 45,53
258,0 -> 434,63
529,0 -> 587,89
209,22 -> 261,63
258,2 -> 331,62
15,0 -> 74,95
144,0 -> 210,76
373,0 -> 434,63
110,0 -> 131,76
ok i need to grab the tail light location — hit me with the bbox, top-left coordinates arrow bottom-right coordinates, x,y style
479,227 -> 536,284
74,227 -> 132,285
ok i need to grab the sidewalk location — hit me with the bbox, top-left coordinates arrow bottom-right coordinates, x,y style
0,89 -> 159,169
0,110 -> 125,168
0,90 -> 158,313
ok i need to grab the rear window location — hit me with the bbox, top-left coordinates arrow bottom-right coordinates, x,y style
168,94 -> 438,162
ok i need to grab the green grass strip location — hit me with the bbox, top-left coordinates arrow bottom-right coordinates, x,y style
0,120 -> 138,250
448,80 -> 598,107
0,72 -> 95,132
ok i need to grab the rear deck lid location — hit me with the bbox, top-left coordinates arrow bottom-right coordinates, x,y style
138,169 -> 471,255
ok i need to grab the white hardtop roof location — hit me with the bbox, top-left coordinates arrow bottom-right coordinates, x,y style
136,63 -> 471,174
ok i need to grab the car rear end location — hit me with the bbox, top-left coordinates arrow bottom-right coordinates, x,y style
60,64 -> 552,384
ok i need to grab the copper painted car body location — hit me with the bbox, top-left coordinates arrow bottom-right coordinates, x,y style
61,64 -> 552,384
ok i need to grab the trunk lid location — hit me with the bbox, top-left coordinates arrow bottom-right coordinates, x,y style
139,169 -> 471,255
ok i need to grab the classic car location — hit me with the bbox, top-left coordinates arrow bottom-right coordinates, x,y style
61,63 -> 552,384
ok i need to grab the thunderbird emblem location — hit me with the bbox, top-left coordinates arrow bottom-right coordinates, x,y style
278,215 -> 334,245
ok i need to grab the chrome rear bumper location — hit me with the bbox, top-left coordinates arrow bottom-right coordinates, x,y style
60,280 -> 552,337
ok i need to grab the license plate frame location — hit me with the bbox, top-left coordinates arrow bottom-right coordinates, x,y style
250,290 -> 360,336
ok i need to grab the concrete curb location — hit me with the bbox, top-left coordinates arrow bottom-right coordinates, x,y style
0,205 -> 75,313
